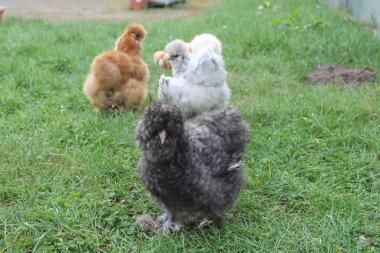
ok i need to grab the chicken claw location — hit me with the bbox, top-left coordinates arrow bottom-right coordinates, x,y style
136,214 -> 156,231
154,212 -> 183,234
198,218 -> 214,228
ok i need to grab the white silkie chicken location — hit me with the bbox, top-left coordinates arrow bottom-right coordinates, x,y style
158,39 -> 230,119
189,33 -> 222,55
153,34 -> 222,69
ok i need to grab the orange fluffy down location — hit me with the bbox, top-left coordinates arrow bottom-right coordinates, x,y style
83,24 -> 149,111
153,51 -> 171,69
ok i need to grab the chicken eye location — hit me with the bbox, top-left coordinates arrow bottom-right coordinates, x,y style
132,33 -> 141,40
170,55 -> 179,60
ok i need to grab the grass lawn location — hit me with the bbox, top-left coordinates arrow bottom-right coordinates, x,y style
1,0 -> 380,251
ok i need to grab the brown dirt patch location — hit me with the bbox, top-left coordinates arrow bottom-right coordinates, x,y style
1,0 -> 215,21
306,64 -> 376,86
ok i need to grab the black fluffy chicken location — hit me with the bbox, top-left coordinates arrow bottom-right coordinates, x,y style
135,102 -> 250,234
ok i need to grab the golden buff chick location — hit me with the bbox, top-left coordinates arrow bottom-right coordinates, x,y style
83,24 -> 149,111
153,51 -> 171,69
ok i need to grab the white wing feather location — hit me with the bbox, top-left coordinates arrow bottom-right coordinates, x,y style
184,47 -> 227,87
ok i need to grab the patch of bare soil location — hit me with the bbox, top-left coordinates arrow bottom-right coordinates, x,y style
306,64 -> 376,86
1,0 -> 214,21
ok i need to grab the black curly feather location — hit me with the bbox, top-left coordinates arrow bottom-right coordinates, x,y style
135,102 -> 250,224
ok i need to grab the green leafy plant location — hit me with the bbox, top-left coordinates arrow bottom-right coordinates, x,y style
272,11 -> 326,31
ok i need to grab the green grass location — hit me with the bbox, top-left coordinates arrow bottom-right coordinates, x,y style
1,0 -> 380,252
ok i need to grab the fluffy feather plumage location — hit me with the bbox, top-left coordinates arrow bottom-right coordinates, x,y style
158,40 -> 230,119
164,39 -> 190,76
189,33 -> 222,55
83,24 -> 149,111
153,34 -> 222,69
153,50 -> 171,69
135,102 -> 250,234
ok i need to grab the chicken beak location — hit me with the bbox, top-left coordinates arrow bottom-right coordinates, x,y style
159,130 -> 167,144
